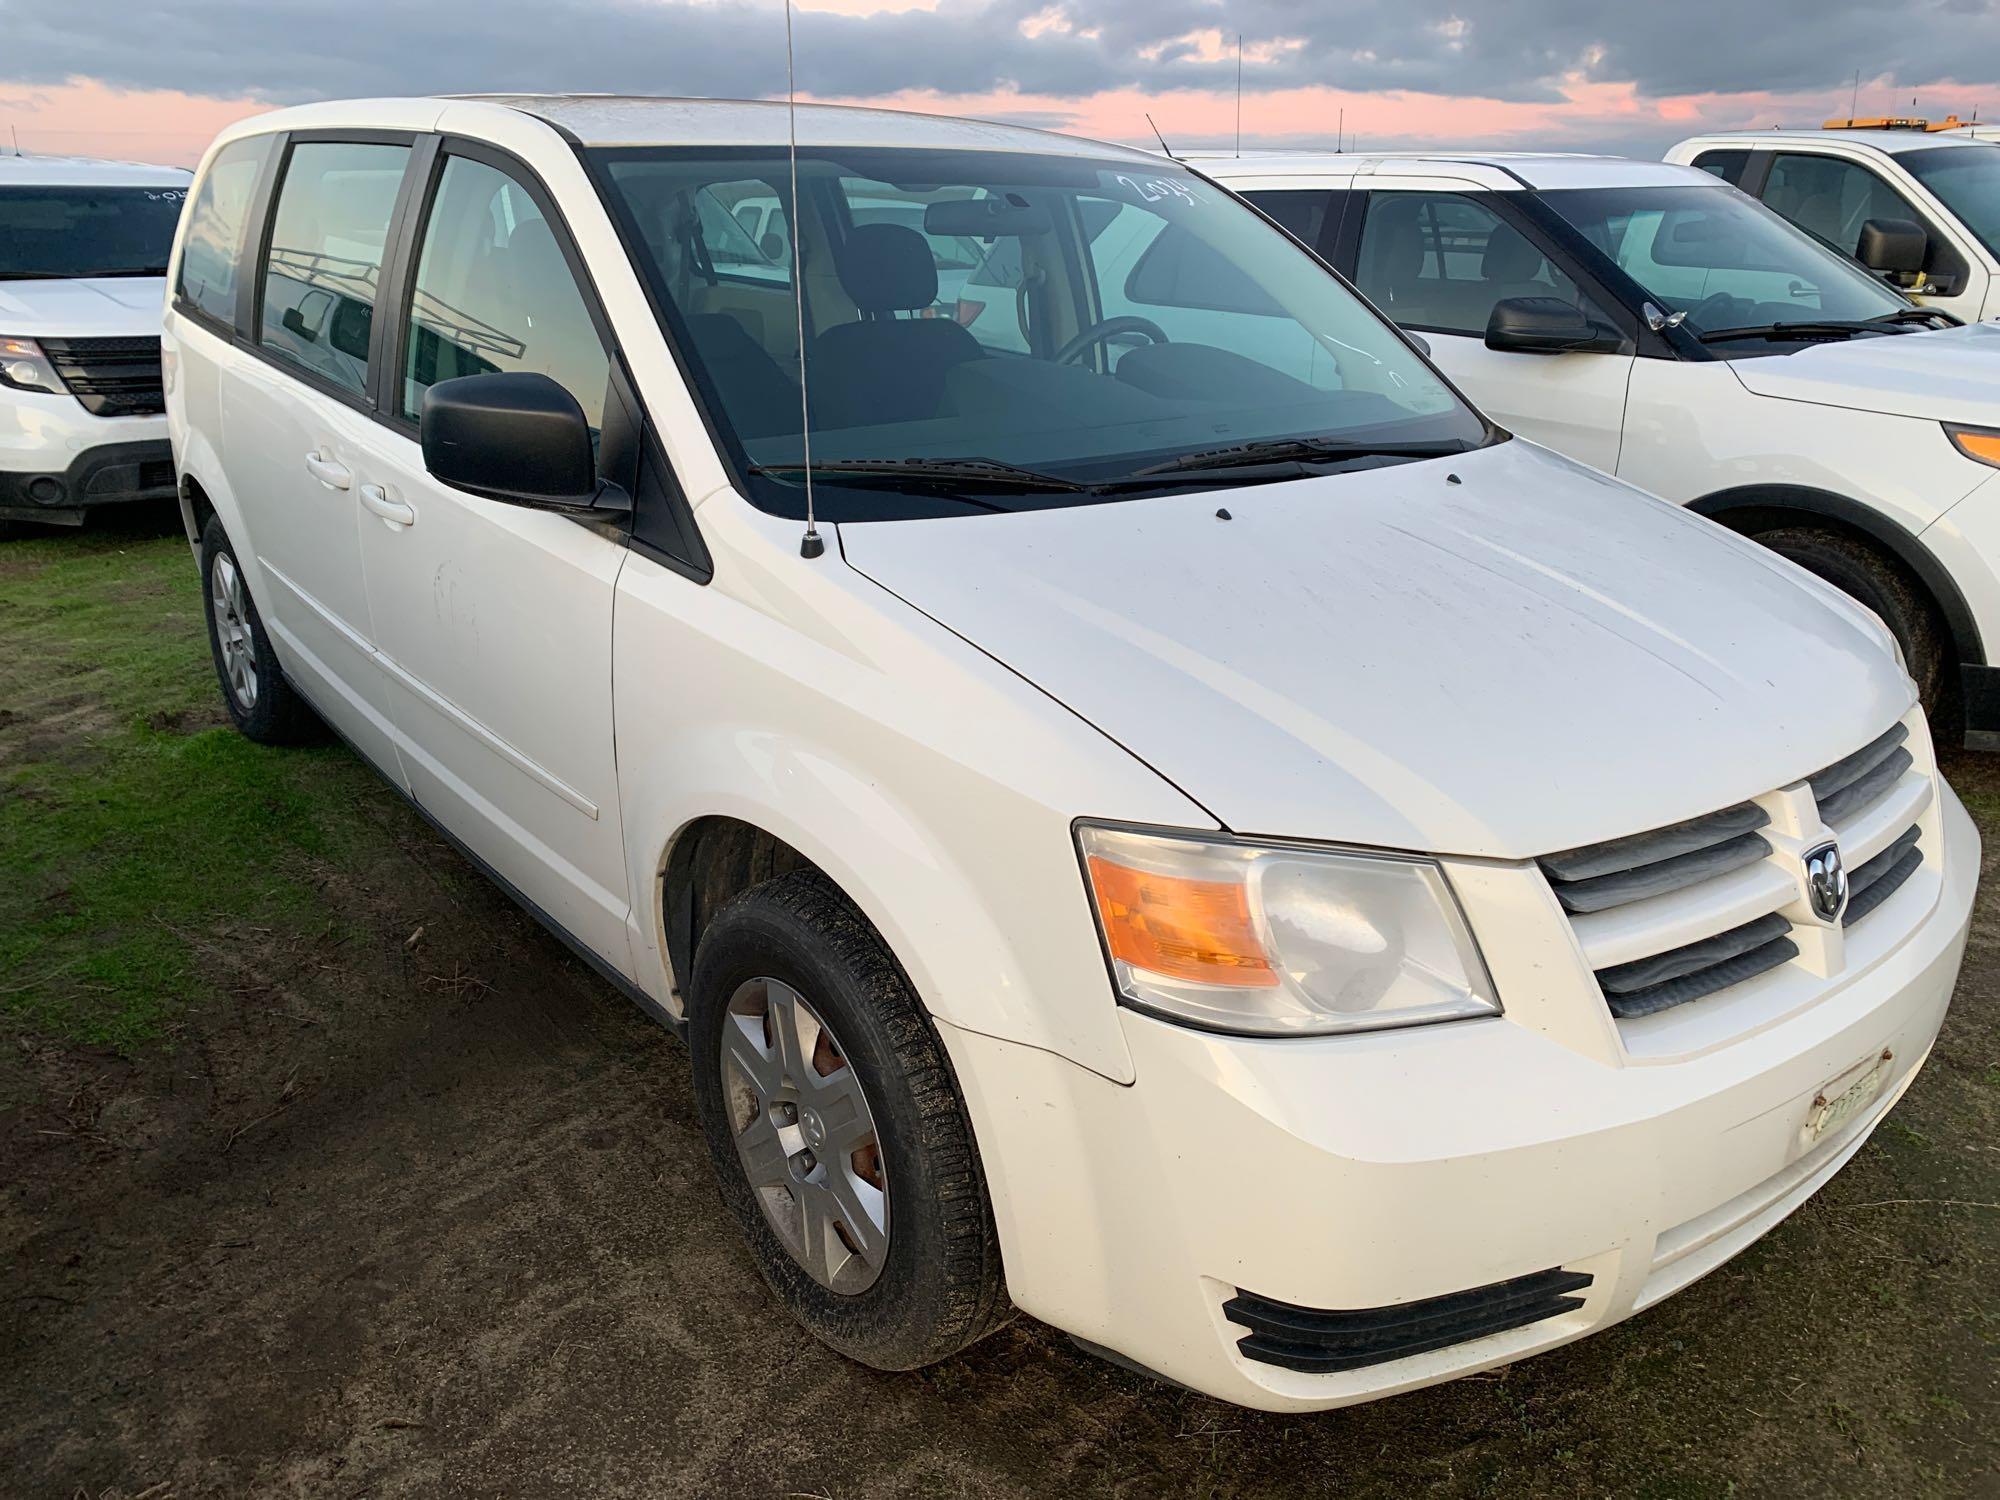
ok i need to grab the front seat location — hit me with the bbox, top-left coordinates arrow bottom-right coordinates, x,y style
1478,223 -> 1560,314
809,222 -> 982,429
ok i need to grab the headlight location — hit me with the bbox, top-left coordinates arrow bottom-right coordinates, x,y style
1946,423 -> 2000,469
0,336 -> 66,397
1076,823 -> 1500,1037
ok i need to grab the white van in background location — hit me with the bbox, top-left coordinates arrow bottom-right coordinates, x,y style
1666,126 -> 2000,324
0,154 -> 190,529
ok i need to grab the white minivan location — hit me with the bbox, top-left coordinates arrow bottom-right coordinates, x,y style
165,98 -> 1974,1413
1,153 -> 189,529
1203,151 -> 2000,743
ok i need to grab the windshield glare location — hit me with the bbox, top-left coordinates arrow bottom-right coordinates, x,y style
1902,145 -> 2000,259
1542,183 -> 1910,335
0,186 -> 187,278
592,147 -> 1483,517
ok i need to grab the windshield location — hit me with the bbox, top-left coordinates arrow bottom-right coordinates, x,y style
0,185 -> 188,279
591,147 -> 1485,518
1902,145 -> 2000,259
1541,182 -> 1909,337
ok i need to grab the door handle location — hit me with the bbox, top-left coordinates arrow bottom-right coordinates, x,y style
304,450 -> 352,490
359,483 -> 417,528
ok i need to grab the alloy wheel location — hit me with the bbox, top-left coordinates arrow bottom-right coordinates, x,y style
209,552 -> 259,711
720,977 -> 890,1294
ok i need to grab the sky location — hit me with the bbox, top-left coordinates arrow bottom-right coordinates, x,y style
3,0 -> 1999,167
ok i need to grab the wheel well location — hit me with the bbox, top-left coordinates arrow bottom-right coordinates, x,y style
181,474 -> 216,547
1691,488 -> 1981,668
661,816 -> 825,1016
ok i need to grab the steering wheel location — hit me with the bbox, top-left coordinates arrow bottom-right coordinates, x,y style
1053,315 -> 1170,367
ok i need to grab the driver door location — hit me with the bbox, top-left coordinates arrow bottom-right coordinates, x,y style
1348,184 -> 1633,472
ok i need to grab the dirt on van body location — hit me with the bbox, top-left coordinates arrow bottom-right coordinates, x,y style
3,515 -> 1997,1498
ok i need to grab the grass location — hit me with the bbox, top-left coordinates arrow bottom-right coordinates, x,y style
0,520 -> 394,1049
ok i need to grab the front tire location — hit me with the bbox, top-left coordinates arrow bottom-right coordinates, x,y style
689,870 -> 1009,1370
199,514 -> 320,744
1755,526 -> 1952,725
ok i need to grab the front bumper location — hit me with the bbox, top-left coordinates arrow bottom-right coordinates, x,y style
942,784 -> 1977,1412
0,438 -> 176,525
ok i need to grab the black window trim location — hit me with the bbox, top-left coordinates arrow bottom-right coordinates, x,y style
212,125 -> 707,581
1348,187 -> 1654,358
384,133 -> 708,580
244,127 -> 424,421
1758,148 -> 1971,293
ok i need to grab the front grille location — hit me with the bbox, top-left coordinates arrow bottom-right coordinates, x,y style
1223,1267 -> 1593,1374
1547,716 -> 1934,1025
40,336 -> 165,417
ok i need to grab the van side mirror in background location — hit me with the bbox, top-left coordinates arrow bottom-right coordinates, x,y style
1485,296 -> 1624,355
420,372 -> 630,515
1856,218 -> 1929,284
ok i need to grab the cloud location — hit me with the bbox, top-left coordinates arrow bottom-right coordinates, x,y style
7,0 -> 1999,112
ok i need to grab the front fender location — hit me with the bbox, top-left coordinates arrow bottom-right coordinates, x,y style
610,502 -> 1213,1085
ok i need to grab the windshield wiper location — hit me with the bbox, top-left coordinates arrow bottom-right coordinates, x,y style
79,267 -> 170,278
751,456 -> 1089,493
0,271 -> 71,281
1123,436 -> 1474,478
1695,320 -> 1885,344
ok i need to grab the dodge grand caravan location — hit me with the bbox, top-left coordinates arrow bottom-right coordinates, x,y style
1,152 -> 189,529
165,97 -> 1975,1412
1204,151 -> 2000,744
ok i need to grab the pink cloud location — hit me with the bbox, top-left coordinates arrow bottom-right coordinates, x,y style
0,78 -> 269,167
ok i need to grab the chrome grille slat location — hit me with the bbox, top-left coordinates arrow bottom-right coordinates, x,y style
1597,912 -> 1792,996
1814,745 -> 1914,828
1809,721 -> 1908,806
1545,714 -> 1931,1028
1546,830 -> 1771,915
1844,826 -> 1923,927
1539,802 -> 1768,883
1604,931 -> 1800,1019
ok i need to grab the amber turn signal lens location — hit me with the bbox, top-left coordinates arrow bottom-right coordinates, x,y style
1085,855 -> 1277,988
1948,425 -> 2000,469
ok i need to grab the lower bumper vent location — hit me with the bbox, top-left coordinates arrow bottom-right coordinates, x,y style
1223,1267 -> 1593,1374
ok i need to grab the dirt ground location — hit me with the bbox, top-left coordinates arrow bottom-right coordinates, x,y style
3,512 -> 1997,1499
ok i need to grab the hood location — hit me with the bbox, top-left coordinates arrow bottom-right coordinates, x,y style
0,277 -> 167,338
1727,318 -> 2000,426
839,440 -> 1912,860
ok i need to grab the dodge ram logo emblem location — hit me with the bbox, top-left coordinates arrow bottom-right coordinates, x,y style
1803,840 -> 1847,923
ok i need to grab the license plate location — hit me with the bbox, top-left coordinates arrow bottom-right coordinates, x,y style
1801,1049 -> 1894,1151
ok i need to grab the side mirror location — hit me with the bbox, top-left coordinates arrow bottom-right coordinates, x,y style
328,298 -> 372,361
1856,217 -> 1928,277
1403,330 -> 1432,359
1485,296 -> 1623,355
419,372 -> 628,514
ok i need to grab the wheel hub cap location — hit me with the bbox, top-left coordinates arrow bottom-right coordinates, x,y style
720,977 -> 890,1295
208,553 -> 259,711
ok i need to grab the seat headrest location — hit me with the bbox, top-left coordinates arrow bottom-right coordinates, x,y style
1366,197 -> 1428,283
1480,224 -> 1545,282
837,222 -> 939,313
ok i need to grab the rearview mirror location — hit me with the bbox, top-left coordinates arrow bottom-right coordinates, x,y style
420,372 -> 629,514
1857,217 -> 1928,277
924,196 -> 1052,238
1485,296 -> 1623,355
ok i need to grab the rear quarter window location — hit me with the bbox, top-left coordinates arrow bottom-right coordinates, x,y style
176,137 -> 272,329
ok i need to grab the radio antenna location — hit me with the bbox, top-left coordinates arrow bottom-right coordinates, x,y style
784,0 -> 824,559
1146,112 -> 1176,159
1234,34 -> 1243,156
